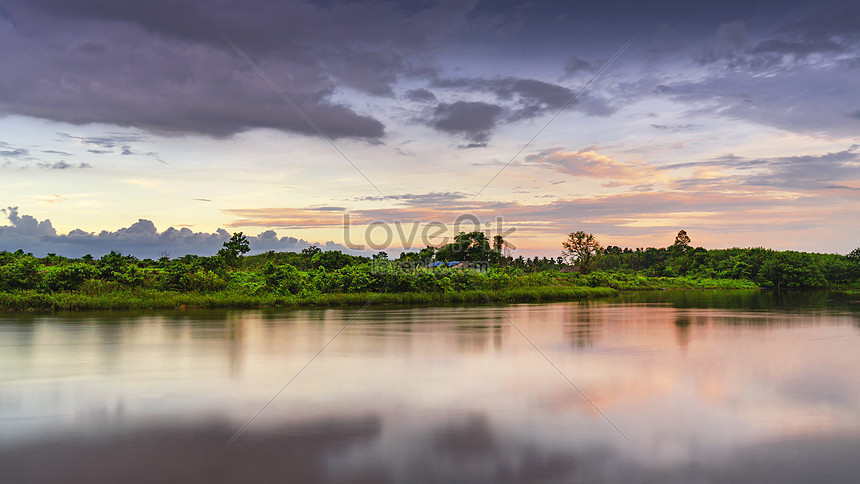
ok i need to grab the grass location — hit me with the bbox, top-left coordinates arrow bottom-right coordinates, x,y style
0,286 -> 620,312
0,271 -> 762,313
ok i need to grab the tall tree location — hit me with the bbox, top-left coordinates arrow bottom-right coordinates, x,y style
219,232 -> 250,266
674,230 -> 691,248
562,231 -> 602,274
437,232 -> 492,262
493,235 -> 504,253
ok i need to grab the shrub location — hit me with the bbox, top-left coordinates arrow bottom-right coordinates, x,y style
44,263 -> 98,291
0,255 -> 44,291
185,270 -> 229,293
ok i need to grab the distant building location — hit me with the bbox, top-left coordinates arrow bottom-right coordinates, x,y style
427,261 -> 479,269
428,261 -> 464,268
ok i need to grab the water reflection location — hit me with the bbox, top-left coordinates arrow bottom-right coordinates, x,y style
1,291 -> 859,482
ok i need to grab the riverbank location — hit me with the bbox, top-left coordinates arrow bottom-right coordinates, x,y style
0,276 -> 759,312
0,286 -> 621,311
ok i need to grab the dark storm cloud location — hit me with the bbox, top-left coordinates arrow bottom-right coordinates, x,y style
431,101 -> 502,145
423,76 -> 615,143
18,0 -> 474,58
655,65 -> 860,137
0,208 -> 357,258
698,5 -> 860,68
1,0 -> 856,144
654,4 -> 860,138
0,0 -> 479,139
433,76 -> 615,119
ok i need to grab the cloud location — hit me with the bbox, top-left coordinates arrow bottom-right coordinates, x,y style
34,194 -> 65,204
675,6 -> 860,139
700,7 -> 860,69
776,7 -> 860,42
58,133 -> 142,150
433,76 -> 612,118
0,207 -> 56,237
0,147 -> 28,158
0,141 -> 30,159
403,88 -> 438,103
524,148 -> 662,186
0,0 -> 479,139
752,38 -> 843,58
650,123 -> 700,131
743,149 -> 860,191
54,133 -> 165,163
356,192 -> 469,207
430,101 -> 502,145
223,207 -> 353,229
120,145 -> 166,163
36,160 -> 91,170
0,208 -> 355,258
564,55 -> 592,76
669,148 -> 860,193
424,76 -> 616,142
655,66 -> 860,137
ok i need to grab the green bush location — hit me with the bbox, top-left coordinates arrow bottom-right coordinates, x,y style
0,255 -> 44,291
262,262 -> 305,294
182,270 -> 228,293
44,263 -> 98,291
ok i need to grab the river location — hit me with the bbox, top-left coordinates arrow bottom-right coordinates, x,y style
2,290 -> 859,483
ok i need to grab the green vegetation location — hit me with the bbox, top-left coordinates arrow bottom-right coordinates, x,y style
1,230 -> 857,312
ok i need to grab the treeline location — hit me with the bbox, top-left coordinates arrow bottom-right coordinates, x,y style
565,230 -> 860,290
593,246 -> 860,289
0,246 -> 666,296
1,230 -> 858,302
0,242 -> 583,296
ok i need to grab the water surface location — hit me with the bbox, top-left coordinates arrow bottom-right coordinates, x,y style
2,290 -> 859,482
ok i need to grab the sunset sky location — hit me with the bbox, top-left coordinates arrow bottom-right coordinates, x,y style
1,0 -> 859,258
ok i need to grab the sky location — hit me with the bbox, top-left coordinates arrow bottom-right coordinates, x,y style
1,0 -> 859,258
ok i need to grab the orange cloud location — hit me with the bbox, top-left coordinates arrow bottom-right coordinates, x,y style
525,147 -> 664,186
224,207 -> 351,228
